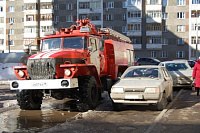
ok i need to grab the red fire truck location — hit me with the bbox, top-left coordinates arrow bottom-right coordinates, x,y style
10,19 -> 135,111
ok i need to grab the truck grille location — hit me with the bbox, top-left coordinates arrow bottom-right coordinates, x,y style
27,58 -> 56,80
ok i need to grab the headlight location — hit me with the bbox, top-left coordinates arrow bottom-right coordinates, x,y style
144,87 -> 159,94
111,87 -> 124,93
18,70 -> 25,78
64,69 -> 72,76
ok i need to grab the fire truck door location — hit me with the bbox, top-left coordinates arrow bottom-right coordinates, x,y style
89,37 -> 100,74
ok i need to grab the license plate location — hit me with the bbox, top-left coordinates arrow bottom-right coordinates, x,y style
125,95 -> 139,99
31,82 -> 48,87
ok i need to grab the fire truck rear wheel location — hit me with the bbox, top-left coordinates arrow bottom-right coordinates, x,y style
77,76 -> 99,112
17,90 -> 43,110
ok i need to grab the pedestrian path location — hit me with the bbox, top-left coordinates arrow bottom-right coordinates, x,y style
150,89 -> 200,133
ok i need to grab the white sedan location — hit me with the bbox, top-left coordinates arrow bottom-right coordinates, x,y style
110,66 -> 173,111
159,60 -> 193,88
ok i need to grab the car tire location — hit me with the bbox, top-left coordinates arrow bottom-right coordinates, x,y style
157,93 -> 167,111
76,76 -> 99,112
17,90 -> 43,110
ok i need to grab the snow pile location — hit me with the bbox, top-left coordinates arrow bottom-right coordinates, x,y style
0,63 -> 19,81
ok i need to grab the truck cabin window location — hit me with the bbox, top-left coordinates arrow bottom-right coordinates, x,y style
42,38 -> 62,51
63,37 -> 86,50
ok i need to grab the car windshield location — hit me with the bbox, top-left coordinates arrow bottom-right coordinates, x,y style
63,37 -> 85,49
42,38 -> 62,51
165,63 -> 190,71
122,68 -> 160,79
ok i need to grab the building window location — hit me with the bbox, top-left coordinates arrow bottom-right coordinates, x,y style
123,14 -> 126,20
191,36 -> 200,44
191,23 -> 200,31
177,0 -> 185,6
122,1 -> 127,8
0,28 -> 3,34
22,6 -> 24,11
192,0 -> 200,4
106,14 -> 114,21
54,16 -> 59,22
162,38 -> 168,44
162,13 -> 168,19
9,18 -> 14,24
0,6 -> 3,12
176,51 -> 185,58
79,14 -> 88,20
22,17 -> 24,23
26,15 -> 34,21
79,2 -> 90,9
177,12 -> 185,19
0,39 -> 4,46
66,15 -> 73,22
151,51 -> 157,58
177,25 -> 185,32
41,26 -> 53,32
9,29 -> 14,35
122,26 -> 127,33
160,51 -> 168,58
163,25 -> 168,32
90,1 -> 101,9
148,36 -> 162,44
128,0 -> 141,6
67,3 -> 73,10
90,13 -> 101,21
54,4 -> 59,10
162,0 -> 168,6
177,38 -> 185,45
41,14 -> 53,21
128,23 -> 141,31
41,2 -> 53,9
150,0 -> 158,4
24,26 -> 37,33
25,3 -> 36,10
0,17 -> 4,23
9,6 -> 15,12
106,2 -> 114,8
131,37 -> 142,44
146,23 -> 161,31
128,11 -> 141,18
9,40 -> 14,46
147,11 -> 162,18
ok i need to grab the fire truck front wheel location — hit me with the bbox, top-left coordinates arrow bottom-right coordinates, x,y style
17,90 -> 43,110
77,76 -> 99,112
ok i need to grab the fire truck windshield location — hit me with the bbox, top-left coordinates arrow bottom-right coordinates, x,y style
42,38 -> 62,51
63,37 -> 85,49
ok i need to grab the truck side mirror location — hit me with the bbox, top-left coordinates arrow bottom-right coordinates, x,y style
88,46 -> 93,51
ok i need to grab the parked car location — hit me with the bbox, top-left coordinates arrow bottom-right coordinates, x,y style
135,57 -> 161,65
188,60 -> 196,68
159,60 -> 193,88
110,66 -> 173,111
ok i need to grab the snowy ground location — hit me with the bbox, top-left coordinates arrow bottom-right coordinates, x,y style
0,63 -> 19,82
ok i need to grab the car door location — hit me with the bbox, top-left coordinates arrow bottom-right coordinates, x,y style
162,68 -> 173,97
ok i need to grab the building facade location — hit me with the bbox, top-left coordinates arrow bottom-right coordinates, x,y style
0,0 -> 199,62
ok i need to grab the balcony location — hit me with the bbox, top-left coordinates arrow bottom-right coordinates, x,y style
146,44 -> 162,50
132,44 -> 142,50
127,31 -> 142,36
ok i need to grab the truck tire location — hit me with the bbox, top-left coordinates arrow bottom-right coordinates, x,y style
167,90 -> 173,102
113,103 -> 124,111
156,93 -> 167,111
17,90 -> 43,110
76,76 -> 99,112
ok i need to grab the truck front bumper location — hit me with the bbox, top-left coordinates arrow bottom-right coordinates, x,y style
10,78 -> 78,90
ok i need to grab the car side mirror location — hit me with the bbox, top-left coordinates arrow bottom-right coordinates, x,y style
88,46 -> 93,51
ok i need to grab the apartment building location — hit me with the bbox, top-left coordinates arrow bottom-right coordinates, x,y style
0,0 -> 197,61
0,0 -> 24,53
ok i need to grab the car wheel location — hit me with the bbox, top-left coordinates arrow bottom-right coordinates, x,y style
157,93 -> 167,111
